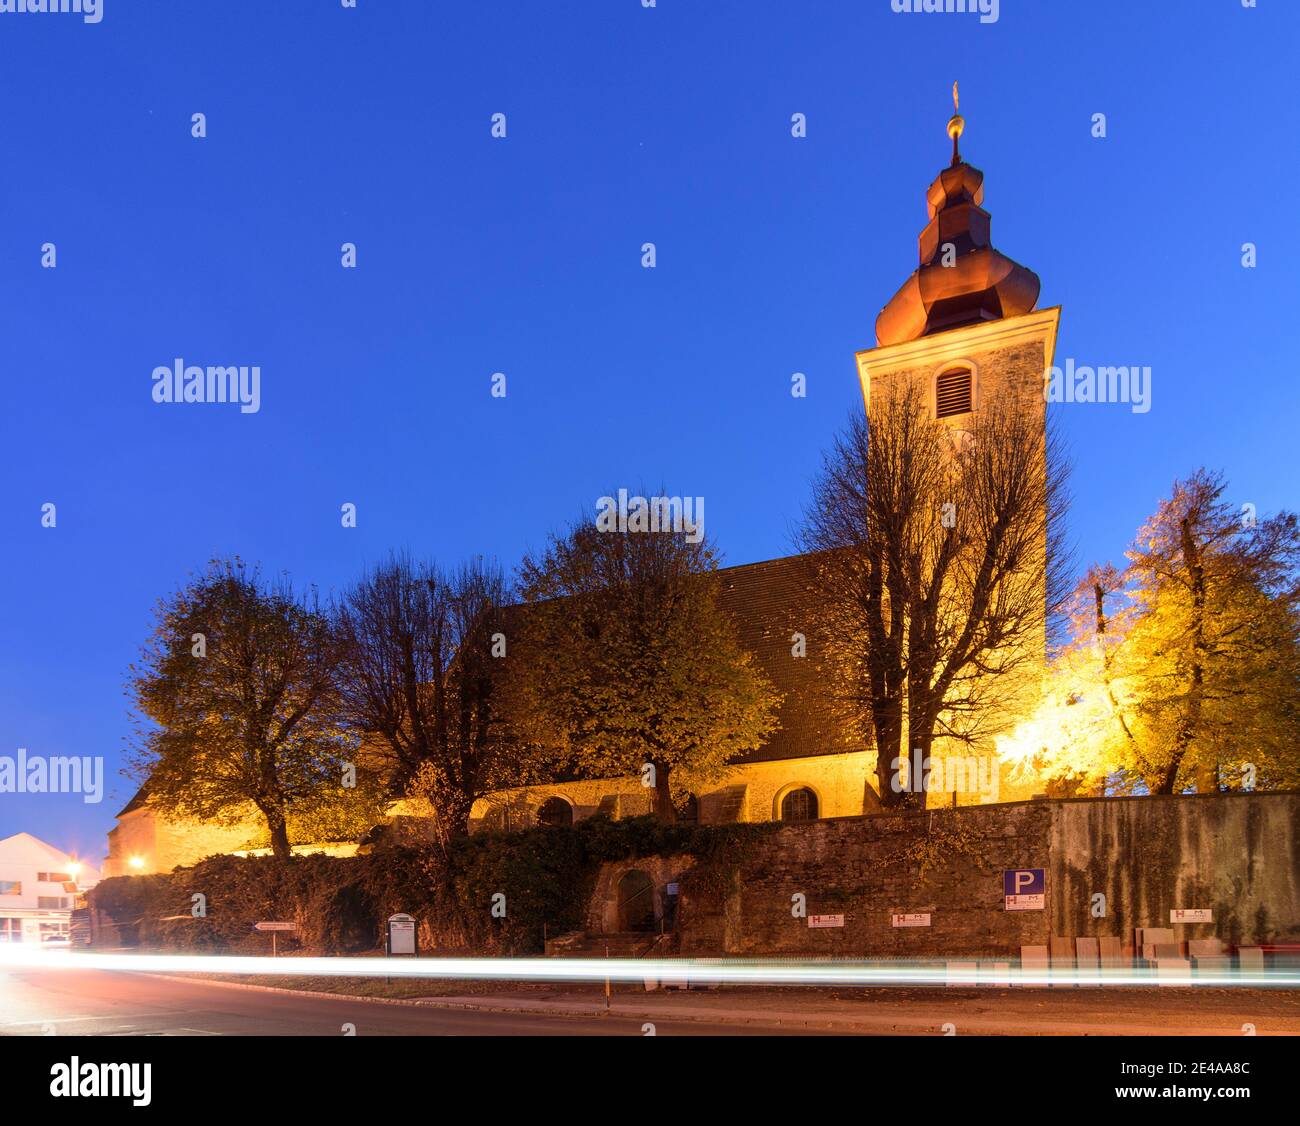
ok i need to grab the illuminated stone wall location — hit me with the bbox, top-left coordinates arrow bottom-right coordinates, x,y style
468,751 -> 886,832
103,805 -> 262,877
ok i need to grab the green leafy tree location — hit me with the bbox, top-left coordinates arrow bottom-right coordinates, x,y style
128,560 -> 355,860
512,512 -> 781,820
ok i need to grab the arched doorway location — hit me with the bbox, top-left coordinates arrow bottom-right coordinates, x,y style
678,793 -> 699,824
536,797 -> 573,828
616,869 -> 656,932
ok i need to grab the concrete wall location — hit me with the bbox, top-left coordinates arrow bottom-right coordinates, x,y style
1048,792 -> 1300,947
664,792 -> 1298,957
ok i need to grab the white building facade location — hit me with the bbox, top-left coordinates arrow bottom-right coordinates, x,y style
0,832 -> 99,946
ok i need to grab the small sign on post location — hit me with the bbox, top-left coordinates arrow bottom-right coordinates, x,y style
253,920 -> 297,957
386,912 -> 418,957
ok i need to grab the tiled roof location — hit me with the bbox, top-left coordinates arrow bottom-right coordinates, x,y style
116,784 -> 150,818
714,553 -> 857,763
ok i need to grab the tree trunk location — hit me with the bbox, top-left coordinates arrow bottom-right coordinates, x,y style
652,760 -> 677,821
1181,517 -> 1207,782
908,731 -> 933,810
1154,738 -> 1198,794
435,789 -> 477,845
265,809 -> 292,861
874,706 -> 905,809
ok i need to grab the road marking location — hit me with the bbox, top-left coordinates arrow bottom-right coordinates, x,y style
0,1015 -> 125,1028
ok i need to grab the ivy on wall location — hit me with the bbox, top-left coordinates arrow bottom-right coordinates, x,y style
88,815 -> 777,956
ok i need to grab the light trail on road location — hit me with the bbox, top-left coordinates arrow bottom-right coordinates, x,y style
2,946 -> 1297,989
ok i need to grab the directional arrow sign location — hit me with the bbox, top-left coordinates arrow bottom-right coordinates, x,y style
253,921 -> 297,932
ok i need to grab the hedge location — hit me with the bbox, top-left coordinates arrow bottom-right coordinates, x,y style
87,815 -> 775,955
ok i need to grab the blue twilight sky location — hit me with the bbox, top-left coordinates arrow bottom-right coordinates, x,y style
1,0 -> 1296,860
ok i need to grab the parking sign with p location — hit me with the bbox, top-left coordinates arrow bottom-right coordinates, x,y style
1003,868 -> 1045,911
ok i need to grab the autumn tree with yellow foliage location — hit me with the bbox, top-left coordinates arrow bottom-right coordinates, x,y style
999,470 -> 1300,795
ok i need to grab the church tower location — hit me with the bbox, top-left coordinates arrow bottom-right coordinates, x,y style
857,85 -> 1058,429
855,88 -> 1059,804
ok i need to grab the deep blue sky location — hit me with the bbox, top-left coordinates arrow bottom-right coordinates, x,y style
2,1 -> 1296,859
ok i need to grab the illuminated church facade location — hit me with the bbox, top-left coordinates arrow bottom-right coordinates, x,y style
105,100 -> 1057,876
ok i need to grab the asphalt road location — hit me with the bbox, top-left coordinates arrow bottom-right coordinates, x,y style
0,967 -> 813,1036
5,964 -> 1298,1037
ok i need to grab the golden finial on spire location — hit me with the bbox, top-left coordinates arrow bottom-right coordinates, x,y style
946,81 -> 965,165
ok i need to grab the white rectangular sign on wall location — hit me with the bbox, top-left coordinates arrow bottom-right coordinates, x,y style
1170,909 -> 1213,923
890,913 -> 932,928
808,914 -> 845,928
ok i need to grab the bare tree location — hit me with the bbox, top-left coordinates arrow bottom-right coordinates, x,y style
333,554 -> 519,843
801,378 -> 1070,808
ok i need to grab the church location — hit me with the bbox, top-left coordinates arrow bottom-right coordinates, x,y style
104,97 -> 1058,877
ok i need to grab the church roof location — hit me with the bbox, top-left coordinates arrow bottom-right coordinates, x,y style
499,550 -> 858,768
715,553 -> 857,764
116,784 -> 151,818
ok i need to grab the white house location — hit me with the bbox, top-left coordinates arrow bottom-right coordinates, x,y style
0,832 -> 100,945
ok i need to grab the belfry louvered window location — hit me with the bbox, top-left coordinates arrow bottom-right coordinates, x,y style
935,367 -> 973,418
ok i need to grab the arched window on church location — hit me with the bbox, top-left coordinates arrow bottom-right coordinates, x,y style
935,366 -> 973,419
780,787 -> 819,823
536,797 -> 573,828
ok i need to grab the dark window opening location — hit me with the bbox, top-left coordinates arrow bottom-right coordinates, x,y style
536,797 -> 573,828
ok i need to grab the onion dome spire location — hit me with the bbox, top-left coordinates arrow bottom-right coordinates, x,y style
874,85 -> 1041,347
